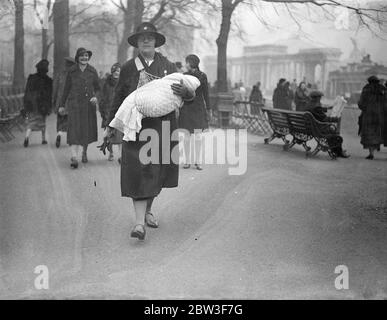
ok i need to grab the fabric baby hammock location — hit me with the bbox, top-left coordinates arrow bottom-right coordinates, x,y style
109,72 -> 200,141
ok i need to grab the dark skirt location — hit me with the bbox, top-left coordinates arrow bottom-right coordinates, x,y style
120,111 -> 178,199
56,114 -> 68,132
179,103 -> 208,134
67,102 -> 98,146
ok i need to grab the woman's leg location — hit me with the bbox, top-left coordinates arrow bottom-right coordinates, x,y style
194,131 -> 203,167
145,197 -> 158,227
25,128 -> 32,139
183,132 -> 191,167
70,145 -> 80,168
71,144 -> 80,159
133,199 -> 147,226
24,128 -> 31,147
82,144 -> 88,163
366,147 -> 375,159
41,128 -> 47,143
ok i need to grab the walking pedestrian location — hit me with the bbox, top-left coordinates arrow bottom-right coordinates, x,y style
358,75 -> 387,159
294,81 -> 310,111
23,59 -> 52,147
99,62 -> 122,162
249,82 -> 264,115
106,22 -> 195,240
272,78 -> 286,109
179,54 -> 210,170
60,47 -> 100,168
52,57 -> 76,148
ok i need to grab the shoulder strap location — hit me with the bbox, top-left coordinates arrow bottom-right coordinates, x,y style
135,57 -> 145,72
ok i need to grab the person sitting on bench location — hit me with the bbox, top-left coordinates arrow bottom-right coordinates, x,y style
307,91 -> 350,158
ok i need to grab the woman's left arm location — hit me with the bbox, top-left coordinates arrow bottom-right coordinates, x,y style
202,73 -> 210,109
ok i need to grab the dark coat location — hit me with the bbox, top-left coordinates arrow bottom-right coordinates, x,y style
358,82 -> 387,148
53,69 -> 69,132
273,85 -> 292,110
249,87 -> 263,104
294,87 -> 310,111
179,69 -> 210,133
107,52 -> 178,199
99,74 -> 118,128
61,64 -> 100,145
24,72 -> 52,116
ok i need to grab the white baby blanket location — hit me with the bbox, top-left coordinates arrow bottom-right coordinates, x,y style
109,72 -> 200,141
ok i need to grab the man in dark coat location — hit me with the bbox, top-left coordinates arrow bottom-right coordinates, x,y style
307,91 -> 349,158
23,59 -> 52,147
272,78 -> 287,109
61,47 -> 100,168
358,75 -> 387,159
294,81 -> 310,111
106,22 -> 195,240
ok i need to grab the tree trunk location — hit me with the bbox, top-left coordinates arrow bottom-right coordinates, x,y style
42,28 -> 49,59
216,0 -> 234,93
131,0 -> 144,58
13,0 -> 24,88
53,0 -> 69,78
117,0 -> 134,64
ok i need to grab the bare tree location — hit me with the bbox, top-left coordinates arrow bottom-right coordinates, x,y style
32,0 -> 53,59
13,0 -> 24,87
111,0 -> 202,63
214,0 -> 387,92
53,0 -> 69,77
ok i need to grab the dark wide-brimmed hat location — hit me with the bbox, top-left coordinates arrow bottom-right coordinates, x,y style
367,75 -> 380,83
35,59 -> 49,69
127,22 -> 166,48
75,47 -> 92,62
310,90 -> 324,99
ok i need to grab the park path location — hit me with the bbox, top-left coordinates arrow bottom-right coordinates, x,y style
1,108 -> 387,299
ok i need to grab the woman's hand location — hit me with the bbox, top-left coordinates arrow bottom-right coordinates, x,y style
171,79 -> 190,98
90,96 -> 98,105
58,107 -> 66,115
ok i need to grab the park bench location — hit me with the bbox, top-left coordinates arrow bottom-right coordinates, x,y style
0,93 -> 25,142
233,100 -> 272,135
262,107 -> 342,159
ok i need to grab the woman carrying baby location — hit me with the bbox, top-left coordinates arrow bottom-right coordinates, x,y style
107,22 -> 195,240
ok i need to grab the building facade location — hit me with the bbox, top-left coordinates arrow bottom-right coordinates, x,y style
327,54 -> 387,98
203,44 -> 342,95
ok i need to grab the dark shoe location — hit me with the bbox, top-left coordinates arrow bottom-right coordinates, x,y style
42,140 -> 48,145
183,164 -> 190,169
82,152 -> 88,163
145,212 -> 159,228
70,157 -> 78,169
366,154 -> 374,160
55,135 -> 61,148
195,164 -> 203,170
130,224 -> 146,240
23,137 -> 29,148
